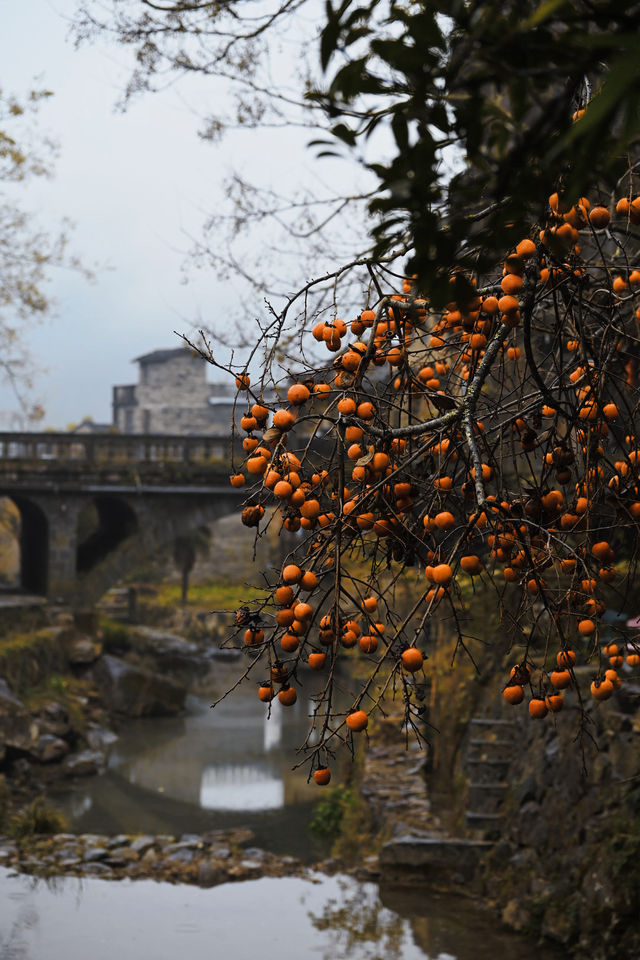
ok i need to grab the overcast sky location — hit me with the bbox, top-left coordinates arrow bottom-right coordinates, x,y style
0,0 -> 321,429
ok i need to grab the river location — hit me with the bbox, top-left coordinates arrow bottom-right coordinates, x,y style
0,868 -> 564,960
49,665 -> 348,860
0,665 -> 564,959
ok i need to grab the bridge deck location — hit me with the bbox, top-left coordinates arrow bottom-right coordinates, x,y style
0,432 -> 237,490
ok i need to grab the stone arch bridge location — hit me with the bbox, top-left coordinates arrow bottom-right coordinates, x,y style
0,432 -> 244,610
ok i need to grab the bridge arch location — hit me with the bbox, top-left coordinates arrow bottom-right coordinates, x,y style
76,496 -> 138,574
0,495 -> 49,595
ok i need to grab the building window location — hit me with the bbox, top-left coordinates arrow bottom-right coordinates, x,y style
143,409 -> 151,433
124,409 -> 134,433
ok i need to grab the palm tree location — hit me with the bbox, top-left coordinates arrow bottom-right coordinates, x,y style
172,525 -> 211,605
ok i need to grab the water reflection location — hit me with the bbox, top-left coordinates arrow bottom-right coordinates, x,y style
0,869 -> 564,960
309,877 -> 409,960
199,764 -> 284,811
51,669 -> 347,855
263,697 -> 282,751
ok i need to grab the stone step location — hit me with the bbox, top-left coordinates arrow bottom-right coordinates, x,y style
467,738 -> 513,762
380,835 -> 493,881
466,757 -> 511,765
465,762 -> 511,783
468,783 -> 509,814
469,737 -> 513,746
468,781 -> 509,793
465,811 -> 505,835
469,717 -> 514,726
465,759 -> 511,784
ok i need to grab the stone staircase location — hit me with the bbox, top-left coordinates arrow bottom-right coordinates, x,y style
464,717 -> 514,837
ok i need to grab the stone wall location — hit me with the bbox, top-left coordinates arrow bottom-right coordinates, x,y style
113,350 -> 236,436
476,689 -> 640,957
134,354 -> 217,435
430,674 -> 640,958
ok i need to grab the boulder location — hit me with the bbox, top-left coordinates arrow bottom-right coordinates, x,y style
0,680 -> 37,759
35,701 -> 71,738
130,835 -> 156,856
68,635 -> 103,665
128,626 -> 205,677
379,835 -> 492,882
63,750 -> 105,777
33,734 -> 70,763
91,655 -> 186,717
85,724 -> 118,752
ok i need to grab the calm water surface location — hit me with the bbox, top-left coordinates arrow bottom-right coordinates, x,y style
6,665 -> 567,959
0,869 -> 563,960
52,667 -> 352,858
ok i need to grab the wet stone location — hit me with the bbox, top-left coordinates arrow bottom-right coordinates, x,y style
130,835 -> 156,855
107,834 -> 130,849
106,849 -> 139,867
197,860 -> 228,887
165,848 -> 195,864
210,846 -> 232,860
243,847 -> 266,860
165,840 -> 200,853
35,734 -> 70,763
64,750 -> 105,777
54,847 -> 81,860
83,863 -> 111,876
86,726 -> 118,751
83,847 -> 109,862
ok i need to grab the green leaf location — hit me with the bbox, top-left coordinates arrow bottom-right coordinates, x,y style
331,122 -> 357,145
521,0 -> 569,30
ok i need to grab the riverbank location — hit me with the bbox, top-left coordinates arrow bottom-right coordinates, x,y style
0,827 -> 308,886
2,588 -> 639,960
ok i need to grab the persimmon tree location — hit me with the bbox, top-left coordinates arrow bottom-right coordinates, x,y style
188,181 -> 640,783
81,0 -> 640,778
196,5 -> 640,780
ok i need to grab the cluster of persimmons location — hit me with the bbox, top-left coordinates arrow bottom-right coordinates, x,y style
223,187 -> 640,781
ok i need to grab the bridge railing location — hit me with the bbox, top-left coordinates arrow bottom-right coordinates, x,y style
0,432 -> 233,466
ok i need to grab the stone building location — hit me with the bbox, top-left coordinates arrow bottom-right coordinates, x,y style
112,347 -> 236,436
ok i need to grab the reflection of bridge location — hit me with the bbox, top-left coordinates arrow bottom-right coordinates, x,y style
0,432 -> 243,609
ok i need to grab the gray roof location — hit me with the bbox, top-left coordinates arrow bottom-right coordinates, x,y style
71,420 -> 113,434
133,347 -> 204,365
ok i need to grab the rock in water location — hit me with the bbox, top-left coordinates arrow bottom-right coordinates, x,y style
63,750 -> 105,777
0,680 -> 36,759
91,655 -> 186,717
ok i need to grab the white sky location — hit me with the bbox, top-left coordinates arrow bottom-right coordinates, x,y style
0,0 -> 322,429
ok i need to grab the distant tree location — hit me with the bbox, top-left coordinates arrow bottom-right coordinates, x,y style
172,525 -> 211,604
71,0 -> 376,326
0,87 -> 87,422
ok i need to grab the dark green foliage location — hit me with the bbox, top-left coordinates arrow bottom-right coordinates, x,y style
172,525 -> 211,605
316,0 -> 640,303
309,784 -> 356,837
5,798 -> 67,839
99,617 -> 131,655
